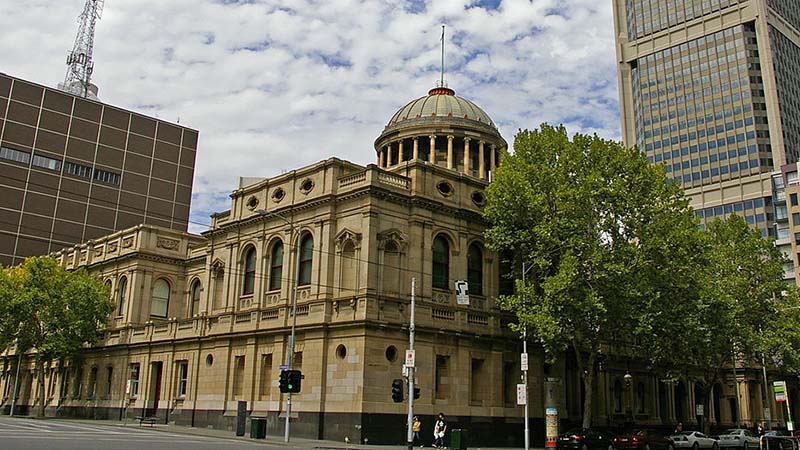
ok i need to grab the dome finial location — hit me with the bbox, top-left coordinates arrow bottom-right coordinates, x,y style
439,24 -> 446,88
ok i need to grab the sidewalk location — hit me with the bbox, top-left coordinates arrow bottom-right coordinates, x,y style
78,417 -> 532,450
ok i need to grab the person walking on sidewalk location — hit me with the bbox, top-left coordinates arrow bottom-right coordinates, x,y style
433,412 -> 447,448
412,416 -> 422,447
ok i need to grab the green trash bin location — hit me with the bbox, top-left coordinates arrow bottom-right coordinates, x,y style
450,428 -> 468,450
249,418 -> 266,439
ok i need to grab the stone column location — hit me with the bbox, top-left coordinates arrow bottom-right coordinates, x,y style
413,138 -> 419,160
378,149 -> 384,167
429,135 -> 437,164
478,140 -> 486,179
490,144 -> 496,171
398,140 -> 404,164
386,144 -> 393,167
447,135 -> 454,169
463,138 -> 471,174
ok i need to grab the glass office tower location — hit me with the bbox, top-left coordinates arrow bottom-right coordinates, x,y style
613,0 -> 800,283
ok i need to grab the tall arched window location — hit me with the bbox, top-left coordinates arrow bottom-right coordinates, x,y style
432,235 -> 450,289
242,247 -> 256,295
151,279 -> 170,317
614,379 -> 623,413
269,240 -> 283,291
382,241 -> 401,293
340,241 -> 356,293
637,382 -> 646,413
298,233 -> 313,286
467,242 -> 483,296
117,276 -> 128,316
499,250 -> 515,295
213,268 -> 224,309
190,280 -> 201,316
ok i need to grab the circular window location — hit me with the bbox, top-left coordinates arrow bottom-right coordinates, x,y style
471,191 -> 486,207
246,196 -> 259,210
271,188 -> 285,202
205,354 -> 214,367
436,181 -> 454,197
336,344 -> 347,360
300,179 -> 315,194
385,346 -> 398,362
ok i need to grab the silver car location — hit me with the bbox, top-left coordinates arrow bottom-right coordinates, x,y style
718,429 -> 759,450
670,432 -> 719,450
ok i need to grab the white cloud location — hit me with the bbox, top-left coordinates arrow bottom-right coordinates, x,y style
0,0 -> 620,234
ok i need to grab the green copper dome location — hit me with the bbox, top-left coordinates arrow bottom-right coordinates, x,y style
385,87 -> 497,131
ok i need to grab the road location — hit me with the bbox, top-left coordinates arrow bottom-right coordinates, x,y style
0,417 -> 290,450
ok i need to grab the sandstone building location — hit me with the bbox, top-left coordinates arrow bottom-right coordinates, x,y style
0,85 -> 788,445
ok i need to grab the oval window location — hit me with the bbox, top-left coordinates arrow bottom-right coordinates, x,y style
272,188 -> 285,202
246,196 -> 259,210
436,181 -> 454,197
206,354 -> 214,366
385,346 -> 398,362
336,344 -> 347,360
471,191 -> 486,207
300,179 -> 314,194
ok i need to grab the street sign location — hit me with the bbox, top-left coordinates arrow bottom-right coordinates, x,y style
455,280 -> 469,305
521,353 -> 529,371
404,349 -> 416,368
125,380 -> 131,395
774,381 -> 787,403
696,404 -> 704,416
279,364 -> 289,370
517,383 -> 527,405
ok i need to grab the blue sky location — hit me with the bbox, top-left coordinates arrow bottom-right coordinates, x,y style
0,0 -> 620,234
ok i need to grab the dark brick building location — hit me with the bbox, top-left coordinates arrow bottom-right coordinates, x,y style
0,73 -> 198,265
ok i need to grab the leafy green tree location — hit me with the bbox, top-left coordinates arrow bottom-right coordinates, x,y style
485,124 -> 701,428
0,256 -> 113,416
664,215 -> 792,431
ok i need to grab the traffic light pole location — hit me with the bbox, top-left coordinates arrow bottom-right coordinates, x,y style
284,221 -> 302,443
407,278 -> 416,450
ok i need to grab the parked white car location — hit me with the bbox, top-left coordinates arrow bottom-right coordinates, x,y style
718,429 -> 759,450
670,432 -> 718,450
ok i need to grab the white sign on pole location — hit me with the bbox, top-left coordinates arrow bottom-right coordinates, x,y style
404,349 -> 416,368
455,280 -> 470,305
517,383 -> 527,405
521,353 -> 529,372
125,380 -> 131,395
696,404 -> 704,416
775,380 -> 787,403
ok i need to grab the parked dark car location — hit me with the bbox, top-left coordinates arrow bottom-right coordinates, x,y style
613,429 -> 675,450
558,428 -> 617,450
762,431 -> 798,450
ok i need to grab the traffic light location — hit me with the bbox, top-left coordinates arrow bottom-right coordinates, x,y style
413,387 -> 420,400
279,370 -> 302,393
279,370 -> 290,393
287,370 -> 302,393
391,378 -> 404,403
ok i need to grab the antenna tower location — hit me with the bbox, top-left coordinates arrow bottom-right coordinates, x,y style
58,0 -> 105,99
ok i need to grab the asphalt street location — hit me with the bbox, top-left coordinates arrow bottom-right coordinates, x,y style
0,417 -> 289,450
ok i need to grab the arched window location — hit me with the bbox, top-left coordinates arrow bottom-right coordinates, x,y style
151,279 -> 170,317
432,235 -> 450,289
637,382 -> 646,413
382,241 -> 401,293
242,247 -> 256,295
190,280 -> 201,316
117,276 -> 128,316
213,268 -> 224,309
499,250 -> 515,295
467,242 -> 483,296
614,379 -> 623,413
340,241 -> 356,293
298,233 -> 313,286
269,240 -> 283,291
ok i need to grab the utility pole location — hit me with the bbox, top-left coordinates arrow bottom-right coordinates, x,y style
406,278 -> 416,450
522,262 -> 531,450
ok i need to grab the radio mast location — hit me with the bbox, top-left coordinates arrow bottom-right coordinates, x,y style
58,0 -> 105,99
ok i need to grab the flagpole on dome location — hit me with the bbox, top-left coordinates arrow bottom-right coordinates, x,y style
440,24 -> 446,88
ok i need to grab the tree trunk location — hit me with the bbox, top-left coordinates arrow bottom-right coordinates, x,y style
579,345 -> 598,429
37,360 -> 46,417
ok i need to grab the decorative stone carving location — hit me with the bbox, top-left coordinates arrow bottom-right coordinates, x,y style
376,229 -> 409,251
122,236 -> 134,248
157,238 -> 180,250
94,246 -> 103,257
334,228 -> 363,252
108,242 -> 118,253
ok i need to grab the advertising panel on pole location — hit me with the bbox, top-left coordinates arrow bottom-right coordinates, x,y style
517,384 -> 527,405
545,407 -> 558,448
774,381 -> 787,403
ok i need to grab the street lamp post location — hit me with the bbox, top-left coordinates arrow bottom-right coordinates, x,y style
255,209 -> 301,443
521,262 -> 534,450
